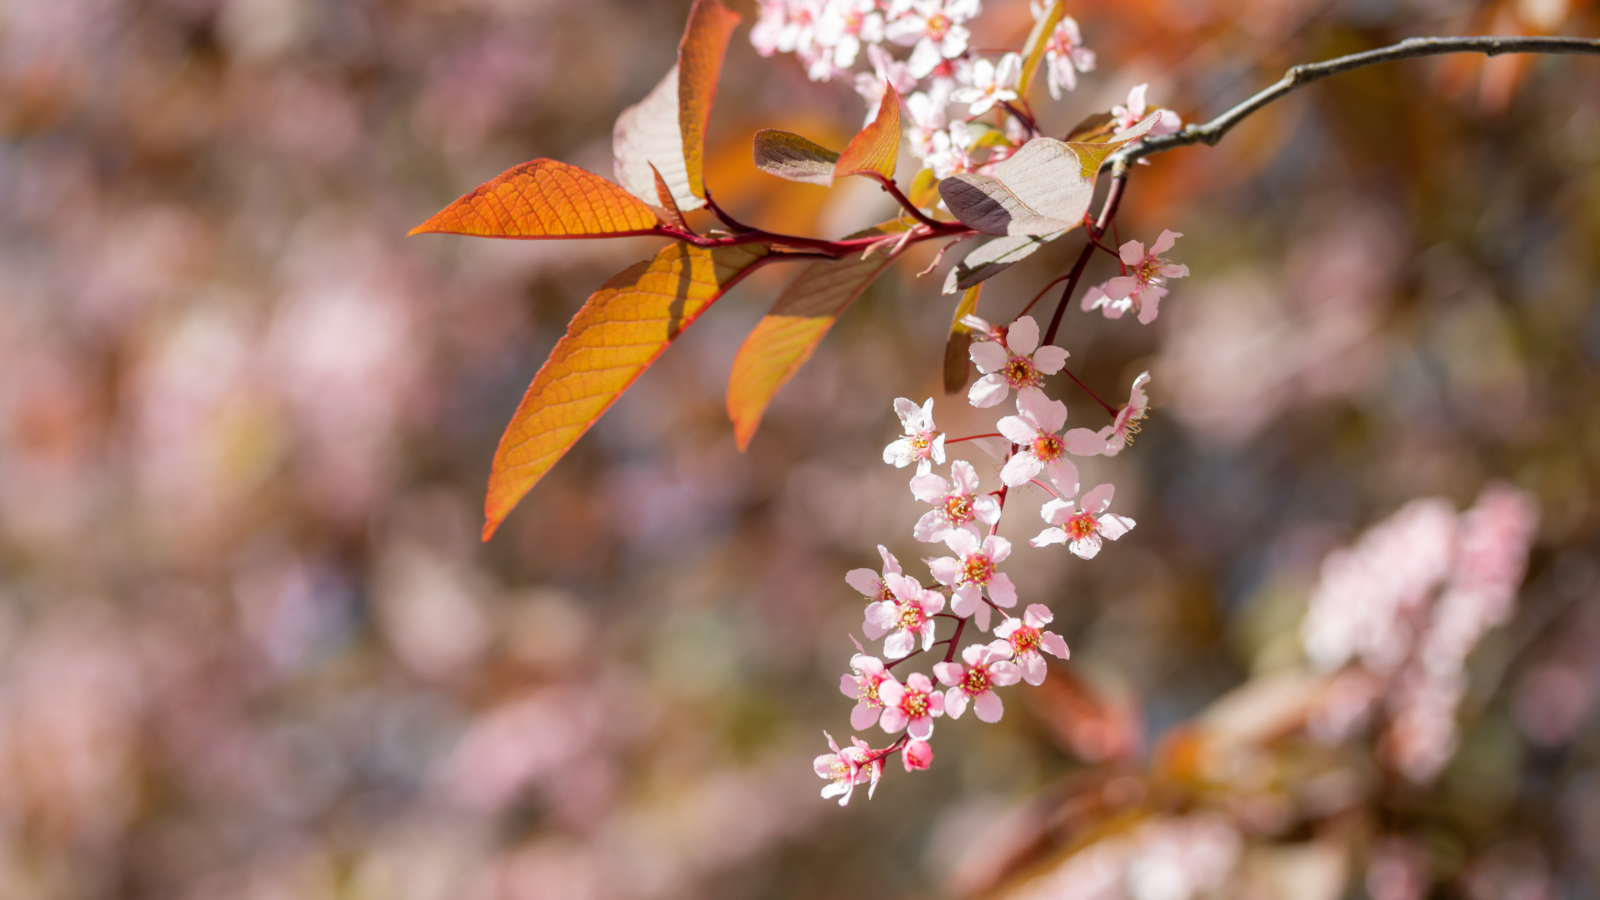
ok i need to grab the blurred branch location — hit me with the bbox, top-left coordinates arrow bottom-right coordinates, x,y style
1110,35 -> 1600,173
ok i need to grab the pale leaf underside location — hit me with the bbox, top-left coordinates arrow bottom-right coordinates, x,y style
753,129 -> 841,186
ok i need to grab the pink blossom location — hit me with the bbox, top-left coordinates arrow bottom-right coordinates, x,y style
965,314 -> 1070,408
1065,372 -> 1151,457
816,0 -> 885,70
883,396 -> 947,476
994,603 -> 1071,685
934,643 -> 1020,722
996,389 -> 1080,490
909,460 -> 1001,543
901,738 -> 934,771
863,573 -> 944,657
878,671 -> 946,738
1031,483 -> 1135,558
813,730 -> 880,805
951,53 -> 1020,116
840,653 -> 899,730
1031,5 -> 1095,99
885,0 -> 976,79
928,530 -> 1016,630
904,83 -> 951,159
845,544 -> 902,605
1084,231 -> 1188,325
1111,83 -> 1181,137
854,43 -> 919,123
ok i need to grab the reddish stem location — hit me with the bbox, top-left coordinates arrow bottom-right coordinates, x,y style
1065,368 -> 1119,418
945,432 -> 1005,445
872,174 -> 945,231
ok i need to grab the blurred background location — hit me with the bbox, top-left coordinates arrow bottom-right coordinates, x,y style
2,0 -> 1600,897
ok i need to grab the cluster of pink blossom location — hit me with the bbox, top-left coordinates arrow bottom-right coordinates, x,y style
816,305 -> 1192,803
1300,486 -> 1540,782
751,1 -> 1166,181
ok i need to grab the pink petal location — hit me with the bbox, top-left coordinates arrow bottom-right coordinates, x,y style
973,690 -> 1005,723
1007,315 -> 1040,356
1001,453 -> 1042,488
988,572 -> 1018,606
944,689 -> 969,719
969,342 -> 1008,375
1033,344 -> 1069,375
1065,427 -> 1110,457
918,591 -> 945,615
1031,527 -> 1067,548
1045,458 -> 1080,497
1137,291 -> 1161,325
842,674 -> 861,698
967,374 -> 1009,408
950,584 -> 982,618
1024,603 -> 1054,627
851,701 -> 882,731
878,545 -> 902,575
1100,513 -> 1135,541
907,715 -> 935,740
983,534 -> 1012,562
1069,535 -> 1102,559
1041,632 -> 1071,659
973,494 -> 1002,524
989,661 -> 1022,686
944,528 -> 980,556
1021,654 -> 1047,685
880,706 -> 909,734
951,460 -> 980,494
1040,498 -> 1075,524
846,568 -> 883,597
893,397 -> 923,429
913,510 -> 951,543
853,654 -> 886,677
902,739 -> 933,771
1118,240 -> 1145,267
907,672 -> 933,693
934,661 -> 964,686
864,602 -> 897,632
910,473 -> 950,504
994,618 -> 1020,640
884,630 -> 913,657
973,599 -> 991,632
1081,483 -> 1115,513
996,414 -> 1036,445
928,555 -> 962,587
1151,229 -> 1180,255
1017,388 -> 1067,433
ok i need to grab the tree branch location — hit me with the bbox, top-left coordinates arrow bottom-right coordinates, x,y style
1109,35 -> 1600,173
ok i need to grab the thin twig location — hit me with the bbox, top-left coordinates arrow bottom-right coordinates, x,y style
1110,35 -> 1600,172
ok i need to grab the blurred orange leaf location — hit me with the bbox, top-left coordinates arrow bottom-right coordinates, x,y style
1019,0 -> 1065,99
727,223 -> 906,449
409,159 -> 662,239
483,242 -> 769,539
834,84 -> 900,182
678,0 -> 741,201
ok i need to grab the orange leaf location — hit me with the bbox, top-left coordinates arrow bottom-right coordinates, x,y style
483,242 -> 768,539
409,159 -> 662,239
677,0 -> 741,201
834,84 -> 901,182
727,223 -> 906,449
649,162 -> 690,231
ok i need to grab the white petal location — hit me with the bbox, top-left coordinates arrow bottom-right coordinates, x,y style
1040,498 -> 1076,524
1031,527 -> 1067,547
894,397 -> 922,429
951,460 -> 979,494
973,494 -> 1002,524
1100,513 -> 1135,540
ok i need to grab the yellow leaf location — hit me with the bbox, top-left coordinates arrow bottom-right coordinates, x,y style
907,167 -> 941,210
1019,0 -> 1065,99
727,223 -> 906,449
1064,112 -> 1162,179
944,285 -> 982,395
677,0 -> 741,201
483,242 -> 768,539
410,159 -> 662,239
834,83 -> 901,182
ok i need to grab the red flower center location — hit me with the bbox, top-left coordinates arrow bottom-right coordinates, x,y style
961,666 -> 991,695
1066,511 -> 1099,541
901,688 -> 930,718
1003,354 -> 1039,389
1009,624 -> 1041,655
943,492 -> 973,524
1032,433 -> 1063,462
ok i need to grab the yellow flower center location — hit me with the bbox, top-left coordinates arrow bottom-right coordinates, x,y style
902,689 -> 930,718
1003,354 -> 1039,389
962,554 -> 994,586
897,601 -> 925,631
926,13 -> 950,38
1032,433 -> 1063,462
943,493 -> 973,524
961,667 -> 991,695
